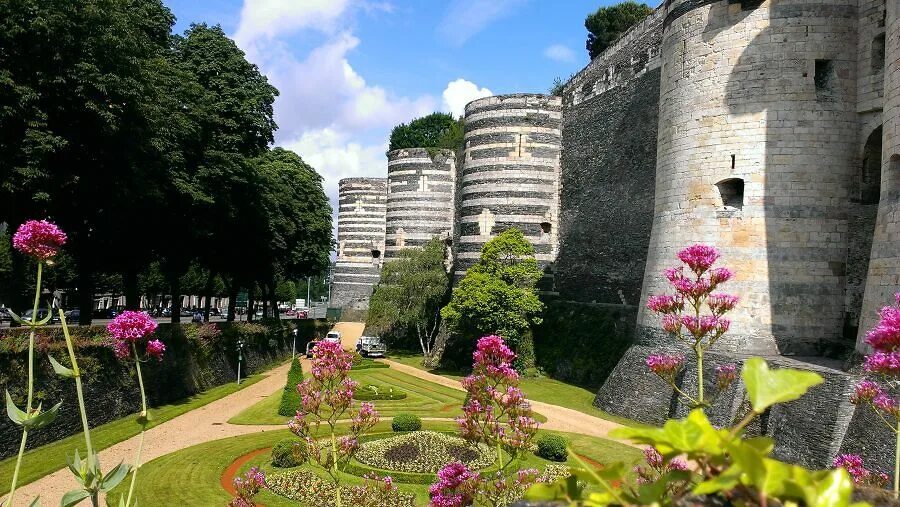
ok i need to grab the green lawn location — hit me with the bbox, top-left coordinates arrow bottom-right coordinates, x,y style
0,360 -> 287,495
108,420 -> 643,506
387,352 -> 644,427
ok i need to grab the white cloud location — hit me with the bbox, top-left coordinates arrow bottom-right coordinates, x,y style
543,44 -> 575,63
234,0 -> 350,45
436,0 -> 527,46
442,79 -> 492,118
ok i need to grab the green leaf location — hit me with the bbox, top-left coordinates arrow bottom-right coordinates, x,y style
27,497 -> 41,507
22,400 -> 61,430
611,409 -> 727,457
100,462 -> 131,492
61,489 -> 91,507
6,390 -> 27,425
49,355 -> 75,378
6,308 -> 22,324
742,358 -> 823,413
693,467 -> 741,495
524,481 -> 569,501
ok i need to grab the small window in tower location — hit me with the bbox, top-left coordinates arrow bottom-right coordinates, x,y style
444,237 -> 453,246
872,34 -> 886,72
716,178 -> 744,210
371,249 -> 381,259
540,222 -> 552,234
814,60 -> 835,91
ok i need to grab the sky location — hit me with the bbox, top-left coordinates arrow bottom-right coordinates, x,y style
162,0 -> 645,226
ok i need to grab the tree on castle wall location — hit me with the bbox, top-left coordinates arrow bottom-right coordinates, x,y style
389,112 -> 464,153
585,1 -> 653,59
441,229 -> 544,370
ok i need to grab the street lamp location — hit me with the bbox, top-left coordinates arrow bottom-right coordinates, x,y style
292,328 -> 298,359
236,339 -> 246,385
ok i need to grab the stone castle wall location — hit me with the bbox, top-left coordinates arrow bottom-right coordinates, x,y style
330,178 -> 387,309
385,148 -> 455,260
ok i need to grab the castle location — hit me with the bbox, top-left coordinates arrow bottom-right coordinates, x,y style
330,0 -> 900,471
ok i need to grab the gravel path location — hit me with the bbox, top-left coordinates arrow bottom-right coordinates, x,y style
3,321 -> 633,505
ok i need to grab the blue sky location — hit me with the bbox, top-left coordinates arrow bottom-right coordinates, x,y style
162,0 -> 651,216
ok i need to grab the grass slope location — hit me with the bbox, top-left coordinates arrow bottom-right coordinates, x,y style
0,361 -> 285,494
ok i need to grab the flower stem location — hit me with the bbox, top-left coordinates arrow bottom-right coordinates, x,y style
496,440 -> 504,472
7,262 -> 43,506
696,346 -> 704,405
330,431 -> 342,507
59,310 -> 93,456
125,343 -> 148,507
894,421 -> 899,499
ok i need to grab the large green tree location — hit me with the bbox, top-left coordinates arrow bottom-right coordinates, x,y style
585,1 -> 653,59
389,112 -> 464,152
368,239 -> 450,357
441,229 -> 544,368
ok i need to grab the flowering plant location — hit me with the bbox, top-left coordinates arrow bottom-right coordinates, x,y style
229,466 -> 266,507
833,454 -> 889,488
645,244 -> 739,407
287,340 -> 379,507
354,431 -> 493,473
430,461 -> 570,507
848,292 -> 900,497
266,469 -> 416,507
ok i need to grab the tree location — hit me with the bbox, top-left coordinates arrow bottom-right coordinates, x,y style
585,1 -> 653,59
368,239 -> 450,357
389,113 -> 464,151
440,229 -> 544,368
275,280 -> 297,303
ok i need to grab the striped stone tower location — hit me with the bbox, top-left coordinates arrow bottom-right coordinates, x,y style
330,178 -> 387,309
385,148 -> 455,260
456,94 -> 562,280
857,0 -> 900,351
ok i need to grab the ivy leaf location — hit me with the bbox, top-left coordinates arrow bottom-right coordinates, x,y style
693,467 -> 741,495
100,462 -> 131,491
61,489 -> 91,507
611,409 -> 726,457
22,400 -> 62,430
48,355 -> 75,378
6,390 -> 27,425
742,358 -> 823,413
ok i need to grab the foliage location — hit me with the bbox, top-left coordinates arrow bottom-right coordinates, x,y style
535,435 -> 568,462
392,414 -> 423,432
389,113 -> 464,152
229,466 -> 265,507
584,1 -> 653,59
351,356 -> 390,370
267,469 -> 417,507
549,74 -> 575,97
441,229 -> 544,369
355,431 -> 494,474
278,358 -> 304,417
275,281 -> 297,303
368,239 -> 450,358
645,244 -> 739,407
271,438 -> 306,468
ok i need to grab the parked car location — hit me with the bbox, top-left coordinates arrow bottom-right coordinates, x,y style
180,308 -> 193,317
0,308 -> 12,322
296,310 -> 308,319
92,308 -> 118,319
284,309 -> 296,317
209,308 -> 221,316
64,308 -> 81,321
191,311 -> 203,323
23,308 -> 60,323
324,331 -> 341,344
356,336 -> 386,358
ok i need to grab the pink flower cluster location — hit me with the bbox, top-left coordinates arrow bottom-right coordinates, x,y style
715,363 -> 738,391
106,311 -> 163,361
633,448 -> 689,486
12,220 -> 67,260
646,354 -> 684,382
833,454 -> 889,488
229,466 -> 265,507
863,301 -> 900,378
429,462 -> 479,507
308,340 -> 354,381
457,335 -> 538,456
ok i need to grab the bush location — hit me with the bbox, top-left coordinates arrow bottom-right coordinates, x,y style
278,357 -> 304,417
535,434 -> 568,462
271,438 -> 305,468
391,413 -> 422,432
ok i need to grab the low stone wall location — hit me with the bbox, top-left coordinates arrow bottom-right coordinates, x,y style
596,344 -> 894,472
0,320 -> 328,459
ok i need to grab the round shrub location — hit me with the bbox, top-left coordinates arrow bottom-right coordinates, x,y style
536,434 -> 568,462
271,438 -> 306,468
391,413 -> 422,432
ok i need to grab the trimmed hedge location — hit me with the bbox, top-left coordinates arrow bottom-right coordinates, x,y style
278,357 -> 305,417
353,385 -> 407,401
535,434 -> 568,462
391,413 -> 422,432
351,354 -> 389,370
271,438 -> 306,468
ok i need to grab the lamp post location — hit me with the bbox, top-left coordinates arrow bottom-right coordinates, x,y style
236,339 -> 246,385
292,328 -> 298,359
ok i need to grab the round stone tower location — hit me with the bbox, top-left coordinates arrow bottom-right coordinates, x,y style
857,1 -> 900,351
456,94 -> 562,279
330,178 -> 387,310
638,0 -> 860,354
384,148 -> 455,261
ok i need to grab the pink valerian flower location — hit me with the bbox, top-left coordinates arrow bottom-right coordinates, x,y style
865,306 -> 900,352
715,364 -> 738,391
12,220 -> 67,260
229,466 -> 265,507
634,448 -> 691,486
873,393 -> 900,418
707,267 -> 734,287
647,295 -> 684,314
677,244 -> 719,275
472,335 -> 516,368
851,380 -> 883,404
646,354 -> 684,382
662,314 -> 682,334
708,293 -> 739,315
864,351 -> 900,377
145,339 -> 166,361
833,454 -> 890,487
107,311 -> 158,343
429,462 -> 479,507
112,341 -> 131,360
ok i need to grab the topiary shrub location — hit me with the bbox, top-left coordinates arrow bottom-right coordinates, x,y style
391,413 -> 422,432
536,434 -> 568,462
278,357 -> 304,417
271,438 -> 306,468
353,384 -> 407,401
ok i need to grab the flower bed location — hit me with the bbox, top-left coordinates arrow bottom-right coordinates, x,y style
354,431 -> 493,474
266,469 -> 416,507
353,383 -> 408,401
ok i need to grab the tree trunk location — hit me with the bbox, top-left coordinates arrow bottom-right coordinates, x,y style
170,275 -> 182,324
202,271 -> 215,322
247,286 -> 255,322
227,283 -> 238,322
123,269 -> 139,310
77,262 -> 94,326
261,285 -> 268,318
269,279 -> 280,320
